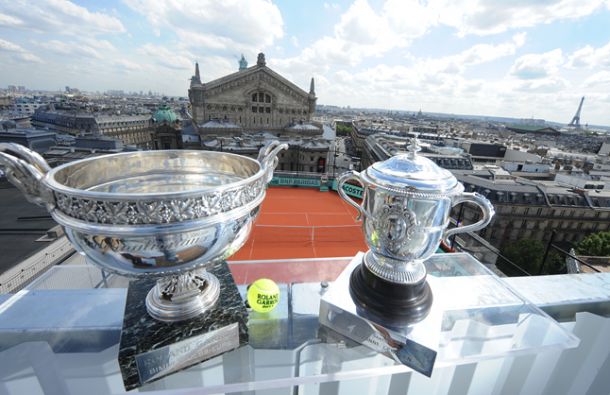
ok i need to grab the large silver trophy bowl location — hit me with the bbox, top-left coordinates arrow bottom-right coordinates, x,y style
0,141 -> 287,322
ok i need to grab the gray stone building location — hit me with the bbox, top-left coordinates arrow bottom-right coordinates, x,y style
189,53 -> 316,133
31,109 -> 154,148
188,53 -> 330,173
362,134 -> 474,170
361,132 -> 610,253
0,122 -> 56,153
453,170 -> 610,250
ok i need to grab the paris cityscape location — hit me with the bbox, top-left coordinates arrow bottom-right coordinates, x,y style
1,1 -> 610,393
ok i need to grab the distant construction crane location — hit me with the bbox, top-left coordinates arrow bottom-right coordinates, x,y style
568,96 -> 585,128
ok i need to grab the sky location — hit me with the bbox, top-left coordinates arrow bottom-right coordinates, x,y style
1,1 -> 610,125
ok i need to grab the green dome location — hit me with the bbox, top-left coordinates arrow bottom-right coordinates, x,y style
153,105 -> 177,123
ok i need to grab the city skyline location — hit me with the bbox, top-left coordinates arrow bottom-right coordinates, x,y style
1,1 -> 610,125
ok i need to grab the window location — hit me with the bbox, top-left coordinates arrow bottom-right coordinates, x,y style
265,107 -> 271,113
252,93 -> 257,102
265,94 -> 271,103
258,92 -> 264,102
252,106 -> 256,113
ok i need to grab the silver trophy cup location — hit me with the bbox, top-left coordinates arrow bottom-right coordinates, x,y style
336,138 -> 495,323
0,141 -> 287,322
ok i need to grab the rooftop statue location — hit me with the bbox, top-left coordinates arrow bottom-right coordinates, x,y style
239,54 -> 248,71
257,52 -> 266,67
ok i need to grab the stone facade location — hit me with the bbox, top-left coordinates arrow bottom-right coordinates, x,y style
188,53 -> 316,133
31,110 -> 154,148
453,171 -> 610,250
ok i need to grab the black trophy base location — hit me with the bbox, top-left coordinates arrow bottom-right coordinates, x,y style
118,260 -> 248,391
349,262 -> 433,326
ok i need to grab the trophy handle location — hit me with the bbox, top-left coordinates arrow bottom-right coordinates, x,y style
337,170 -> 364,220
0,143 -> 53,207
444,192 -> 495,240
257,140 -> 288,183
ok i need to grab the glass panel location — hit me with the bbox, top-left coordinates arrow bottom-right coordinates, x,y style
0,254 -> 579,394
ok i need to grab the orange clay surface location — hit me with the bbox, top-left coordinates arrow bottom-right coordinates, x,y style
228,187 -> 367,284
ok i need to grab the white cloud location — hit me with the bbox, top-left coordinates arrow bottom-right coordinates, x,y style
584,70 -> 610,86
137,44 -> 194,70
39,39 -> 116,60
0,39 -> 23,53
113,59 -> 143,72
173,30 -> 242,52
567,41 -> 610,68
274,0 -> 438,77
510,49 -> 564,79
436,0 -> 606,36
0,38 -> 42,63
0,12 -> 23,27
426,32 -> 526,74
124,0 -> 283,50
515,77 -> 569,93
0,0 -> 125,35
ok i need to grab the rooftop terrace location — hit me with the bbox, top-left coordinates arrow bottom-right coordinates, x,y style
0,181 -> 609,395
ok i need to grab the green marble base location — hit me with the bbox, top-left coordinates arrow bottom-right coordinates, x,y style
118,261 -> 248,391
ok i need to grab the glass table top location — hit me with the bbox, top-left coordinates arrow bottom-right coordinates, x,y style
0,253 -> 578,394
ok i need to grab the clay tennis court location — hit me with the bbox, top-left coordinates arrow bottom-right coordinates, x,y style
231,187 -> 367,261
229,187 -> 367,284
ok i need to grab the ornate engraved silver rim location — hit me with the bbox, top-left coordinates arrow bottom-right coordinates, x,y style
36,148 -> 276,225
52,177 -> 266,226
45,150 -> 265,199
361,171 -> 464,198
52,192 -> 264,236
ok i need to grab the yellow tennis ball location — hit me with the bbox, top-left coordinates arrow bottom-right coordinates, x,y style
247,278 -> 280,313
371,229 -> 379,245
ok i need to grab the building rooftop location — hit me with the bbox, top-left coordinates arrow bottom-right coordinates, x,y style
0,182 -> 57,275
152,105 -> 177,123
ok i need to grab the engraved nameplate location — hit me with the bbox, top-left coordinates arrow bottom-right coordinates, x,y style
134,323 -> 239,384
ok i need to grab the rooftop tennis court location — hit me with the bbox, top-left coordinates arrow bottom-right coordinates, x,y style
231,187 -> 367,261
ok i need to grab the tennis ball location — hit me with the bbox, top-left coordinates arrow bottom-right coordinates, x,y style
247,278 -> 280,313
371,229 -> 379,245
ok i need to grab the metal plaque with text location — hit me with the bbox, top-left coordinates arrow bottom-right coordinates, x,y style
134,323 -> 239,384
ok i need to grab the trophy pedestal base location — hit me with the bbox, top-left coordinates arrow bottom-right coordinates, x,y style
319,252 -> 442,377
349,257 -> 433,325
118,261 -> 248,391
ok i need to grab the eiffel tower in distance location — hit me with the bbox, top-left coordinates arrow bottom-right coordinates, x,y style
568,96 -> 585,129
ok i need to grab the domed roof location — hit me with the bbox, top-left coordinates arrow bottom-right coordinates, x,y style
153,105 -> 177,123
